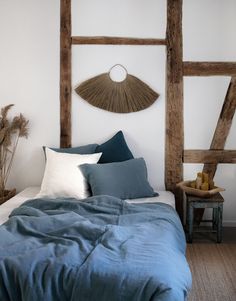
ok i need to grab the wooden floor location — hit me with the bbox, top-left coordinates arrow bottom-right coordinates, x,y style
186,228 -> 236,301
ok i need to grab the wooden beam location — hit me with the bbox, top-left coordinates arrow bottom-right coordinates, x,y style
165,0 -> 184,221
71,36 -> 166,46
203,77 -> 236,179
183,62 -> 236,76
194,77 -> 236,223
60,0 -> 72,147
184,150 -> 236,164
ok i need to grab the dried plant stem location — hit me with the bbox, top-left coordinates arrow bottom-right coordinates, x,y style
0,105 -> 29,198
0,146 -> 9,197
0,146 -> 6,198
5,136 -> 19,184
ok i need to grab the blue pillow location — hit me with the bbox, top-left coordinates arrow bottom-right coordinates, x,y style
43,144 -> 98,155
79,158 -> 158,200
96,131 -> 134,163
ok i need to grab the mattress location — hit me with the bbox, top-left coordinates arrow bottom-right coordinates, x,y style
0,186 -> 175,225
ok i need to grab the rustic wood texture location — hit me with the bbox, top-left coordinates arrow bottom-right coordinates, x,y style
71,36 -> 166,45
193,77 -> 236,223
165,0 -> 184,220
60,0 -> 72,147
184,150 -> 236,164
203,77 -> 236,179
60,2 -> 236,228
177,181 -> 225,198
184,62 -> 236,76
186,193 -> 224,243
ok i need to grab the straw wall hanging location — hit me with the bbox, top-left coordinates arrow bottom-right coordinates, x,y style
75,64 -> 159,113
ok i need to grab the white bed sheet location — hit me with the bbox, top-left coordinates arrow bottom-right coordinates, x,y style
0,187 -> 175,225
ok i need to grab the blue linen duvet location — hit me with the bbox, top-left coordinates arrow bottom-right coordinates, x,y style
0,196 -> 191,301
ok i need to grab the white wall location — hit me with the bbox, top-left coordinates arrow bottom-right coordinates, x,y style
0,0 -> 60,189
0,0 -> 235,225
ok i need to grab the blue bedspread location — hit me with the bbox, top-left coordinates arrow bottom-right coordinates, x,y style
0,196 -> 191,301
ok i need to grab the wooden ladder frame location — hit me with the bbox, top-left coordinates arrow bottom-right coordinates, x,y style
60,0 -> 236,222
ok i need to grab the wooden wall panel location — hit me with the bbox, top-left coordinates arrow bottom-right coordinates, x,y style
59,1 -> 236,225
165,0 -> 184,220
60,0 -> 72,147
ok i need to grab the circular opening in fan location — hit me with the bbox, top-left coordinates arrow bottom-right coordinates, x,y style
109,64 -> 127,82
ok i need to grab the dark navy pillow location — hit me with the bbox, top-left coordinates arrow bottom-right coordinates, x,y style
79,158 -> 158,200
96,131 -> 134,163
43,144 -> 98,156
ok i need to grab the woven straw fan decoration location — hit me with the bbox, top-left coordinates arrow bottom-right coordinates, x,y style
75,64 -> 159,113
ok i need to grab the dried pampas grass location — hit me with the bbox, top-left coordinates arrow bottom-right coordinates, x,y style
75,67 -> 159,113
0,104 -> 29,197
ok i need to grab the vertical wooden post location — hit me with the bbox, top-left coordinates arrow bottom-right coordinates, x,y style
60,0 -> 72,147
165,0 -> 184,221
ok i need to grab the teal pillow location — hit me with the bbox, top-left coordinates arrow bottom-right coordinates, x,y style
96,131 -> 134,163
79,158 -> 158,200
43,144 -> 98,155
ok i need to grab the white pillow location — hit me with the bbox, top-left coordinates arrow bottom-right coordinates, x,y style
37,147 -> 102,199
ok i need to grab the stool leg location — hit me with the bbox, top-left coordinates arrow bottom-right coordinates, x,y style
213,208 -> 217,230
188,203 -> 194,243
217,204 -> 223,243
186,201 -> 189,228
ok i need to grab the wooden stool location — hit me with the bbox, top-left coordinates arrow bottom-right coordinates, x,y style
186,193 -> 224,243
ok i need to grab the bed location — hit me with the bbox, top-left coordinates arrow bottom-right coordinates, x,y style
0,134 -> 191,300
0,189 -> 191,301
0,187 -> 175,226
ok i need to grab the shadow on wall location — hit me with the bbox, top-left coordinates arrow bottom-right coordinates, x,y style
7,147 -> 45,192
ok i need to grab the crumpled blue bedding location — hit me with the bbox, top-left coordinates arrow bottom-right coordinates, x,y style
0,195 -> 191,301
